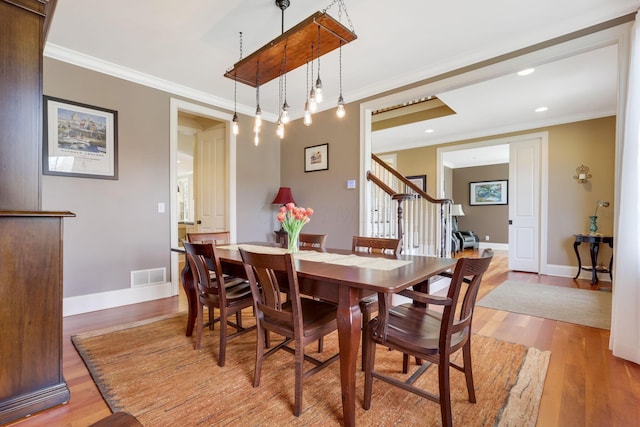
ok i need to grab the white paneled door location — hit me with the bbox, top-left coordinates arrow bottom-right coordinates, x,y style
508,137 -> 541,272
195,127 -> 227,233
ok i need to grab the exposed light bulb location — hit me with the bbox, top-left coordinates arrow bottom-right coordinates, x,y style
281,101 -> 290,124
315,77 -> 323,103
336,95 -> 345,118
304,101 -> 312,126
254,105 -> 262,132
309,88 -> 317,112
232,113 -> 239,135
276,119 -> 285,139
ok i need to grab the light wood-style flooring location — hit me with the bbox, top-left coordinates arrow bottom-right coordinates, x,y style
6,249 -> 639,426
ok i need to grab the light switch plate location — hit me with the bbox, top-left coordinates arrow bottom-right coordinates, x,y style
347,179 -> 356,189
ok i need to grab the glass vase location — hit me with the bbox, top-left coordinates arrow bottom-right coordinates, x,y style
287,230 -> 300,253
589,215 -> 598,234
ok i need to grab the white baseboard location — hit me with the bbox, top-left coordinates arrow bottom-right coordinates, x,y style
63,282 -> 174,317
479,242 -> 508,250
543,264 -> 612,283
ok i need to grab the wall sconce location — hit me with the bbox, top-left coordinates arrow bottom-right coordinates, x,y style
573,165 -> 592,183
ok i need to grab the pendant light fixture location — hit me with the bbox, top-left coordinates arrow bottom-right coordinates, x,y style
304,60 -> 312,126
223,0 -> 356,142
336,40 -> 346,118
254,62 -> 261,146
280,46 -> 290,125
308,44 -> 317,112
314,25 -> 323,104
232,32 -> 242,135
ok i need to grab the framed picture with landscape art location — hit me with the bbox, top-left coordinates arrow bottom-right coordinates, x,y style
470,180 -> 508,205
304,143 -> 328,172
43,96 -> 118,180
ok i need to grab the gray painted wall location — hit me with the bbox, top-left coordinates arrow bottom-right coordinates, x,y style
43,58 -> 280,298
281,103 -> 361,250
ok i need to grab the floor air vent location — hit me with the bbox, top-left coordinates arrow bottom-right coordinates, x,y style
130,268 -> 166,287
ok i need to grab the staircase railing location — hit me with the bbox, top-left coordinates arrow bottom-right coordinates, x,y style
366,153 -> 453,257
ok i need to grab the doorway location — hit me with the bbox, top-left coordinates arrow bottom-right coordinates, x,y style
169,99 -> 237,295
436,132 -> 547,274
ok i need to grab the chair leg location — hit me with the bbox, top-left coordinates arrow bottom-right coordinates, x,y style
462,340 -> 476,402
195,303 -> 204,350
236,310 -> 242,328
218,307 -> 227,367
363,326 -> 377,410
293,340 -> 304,416
438,354 -> 453,427
317,337 -> 323,353
360,301 -> 375,371
253,323 -> 265,388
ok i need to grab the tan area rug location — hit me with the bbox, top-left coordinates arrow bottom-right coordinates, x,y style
477,280 -> 612,329
72,312 -> 549,426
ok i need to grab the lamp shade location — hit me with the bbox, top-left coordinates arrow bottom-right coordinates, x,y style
272,187 -> 296,205
451,204 -> 465,216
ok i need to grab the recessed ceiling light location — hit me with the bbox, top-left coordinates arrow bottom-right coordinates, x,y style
535,106 -> 548,112
425,129 -> 434,133
517,68 -> 535,76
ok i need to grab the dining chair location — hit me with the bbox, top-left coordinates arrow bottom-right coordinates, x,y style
352,235 -> 402,369
363,249 -> 493,427
239,248 -> 340,417
182,241 -> 255,367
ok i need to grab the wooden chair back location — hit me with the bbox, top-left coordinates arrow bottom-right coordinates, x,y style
352,236 -> 401,255
299,233 -> 327,250
186,232 -> 231,270
239,249 -> 299,331
187,231 -> 231,245
183,241 -> 225,298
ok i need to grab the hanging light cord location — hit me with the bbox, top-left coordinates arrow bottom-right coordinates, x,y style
339,41 -> 343,95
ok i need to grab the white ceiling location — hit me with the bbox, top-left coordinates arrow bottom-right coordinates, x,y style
45,0 -> 639,162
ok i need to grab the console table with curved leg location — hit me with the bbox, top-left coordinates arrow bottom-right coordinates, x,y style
573,234 -> 613,286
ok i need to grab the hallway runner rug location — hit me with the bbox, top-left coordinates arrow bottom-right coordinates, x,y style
72,312 -> 550,426
477,280 -> 611,329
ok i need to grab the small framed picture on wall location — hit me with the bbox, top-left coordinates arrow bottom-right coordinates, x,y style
470,180 -> 508,205
304,143 -> 329,172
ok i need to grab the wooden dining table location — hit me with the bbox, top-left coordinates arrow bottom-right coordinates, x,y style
172,243 -> 456,426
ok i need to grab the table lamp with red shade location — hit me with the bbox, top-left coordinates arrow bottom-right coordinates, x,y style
272,187 -> 296,237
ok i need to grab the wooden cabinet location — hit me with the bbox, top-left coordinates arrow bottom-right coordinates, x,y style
0,2 -> 66,422
0,211 -> 75,424
0,0 -> 56,210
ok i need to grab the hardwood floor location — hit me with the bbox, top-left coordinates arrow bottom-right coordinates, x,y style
6,250 -> 639,426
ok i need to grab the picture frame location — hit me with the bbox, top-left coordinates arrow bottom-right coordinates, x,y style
304,143 -> 329,172
43,96 -> 118,180
470,180 -> 508,205
406,174 -> 426,193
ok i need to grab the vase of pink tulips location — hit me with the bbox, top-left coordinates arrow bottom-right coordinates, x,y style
277,202 -> 313,253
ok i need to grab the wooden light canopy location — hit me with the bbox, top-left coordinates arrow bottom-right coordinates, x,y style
224,11 -> 357,88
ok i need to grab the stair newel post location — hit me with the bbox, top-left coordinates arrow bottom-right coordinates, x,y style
392,194 -> 414,253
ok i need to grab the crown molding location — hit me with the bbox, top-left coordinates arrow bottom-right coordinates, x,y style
43,43 -> 278,122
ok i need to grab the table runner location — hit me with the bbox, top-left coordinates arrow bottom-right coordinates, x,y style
222,244 -> 412,271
